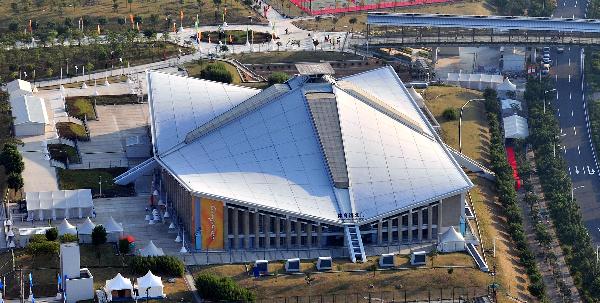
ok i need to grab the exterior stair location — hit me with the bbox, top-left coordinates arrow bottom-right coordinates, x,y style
344,225 -> 366,263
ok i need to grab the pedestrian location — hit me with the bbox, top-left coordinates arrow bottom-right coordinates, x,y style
285,28 -> 289,35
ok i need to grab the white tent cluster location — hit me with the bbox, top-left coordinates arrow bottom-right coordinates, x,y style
104,273 -> 134,301
104,272 -> 165,301
58,218 -> 77,236
26,189 -> 93,220
77,217 -> 96,243
445,73 -> 504,91
135,271 -> 165,298
6,79 -> 49,137
138,240 -> 165,257
104,216 -> 124,242
496,77 -> 517,98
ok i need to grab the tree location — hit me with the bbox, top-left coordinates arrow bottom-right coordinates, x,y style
430,246 -> 438,267
45,227 -> 58,241
268,72 -> 289,86
118,237 -> 131,255
91,225 -> 107,246
6,172 -> 23,191
0,144 -> 24,175
442,107 -> 458,121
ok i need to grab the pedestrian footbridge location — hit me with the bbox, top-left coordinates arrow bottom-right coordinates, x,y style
365,13 -> 600,46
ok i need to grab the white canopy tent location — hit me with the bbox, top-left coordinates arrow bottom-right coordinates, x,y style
135,271 -> 165,299
501,99 -> 522,111
437,226 -> 466,252
138,241 -> 165,257
503,115 -> 529,139
445,73 -> 504,91
104,217 -> 124,242
18,227 -> 53,247
58,218 -> 77,236
77,217 -> 96,243
26,189 -> 93,221
104,273 -> 133,301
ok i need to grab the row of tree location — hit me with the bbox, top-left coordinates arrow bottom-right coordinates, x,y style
525,77 -> 600,301
492,0 -> 556,17
482,88 -> 546,299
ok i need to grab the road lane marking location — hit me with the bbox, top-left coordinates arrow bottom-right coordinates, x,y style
569,75 -> 571,83
557,91 -> 559,100
575,165 -> 580,174
578,145 -> 581,154
572,110 -> 574,117
569,58 -> 571,66
570,92 -> 572,100
588,166 -> 596,174
569,167 -> 572,175
574,126 -> 577,135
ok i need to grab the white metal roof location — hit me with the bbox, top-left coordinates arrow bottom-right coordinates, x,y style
77,217 -> 96,235
26,189 -> 93,211
143,69 -> 472,224
9,95 -> 49,125
105,273 -> 133,291
147,72 -> 260,155
503,115 -> 529,139
367,13 -> 600,33
501,99 -> 522,111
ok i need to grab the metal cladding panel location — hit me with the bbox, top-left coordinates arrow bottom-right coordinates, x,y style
335,87 -> 471,220
368,13 -> 600,33
159,89 -> 342,222
340,67 -> 432,136
148,72 -> 260,155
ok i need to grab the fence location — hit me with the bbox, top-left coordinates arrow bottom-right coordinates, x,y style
68,159 -> 129,170
253,289 -> 490,303
289,0 -> 456,15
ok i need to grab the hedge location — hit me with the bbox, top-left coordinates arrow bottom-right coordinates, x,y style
525,78 -> 600,301
195,273 -> 256,302
25,240 -> 59,256
130,256 -> 185,277
481,88 -> 546,300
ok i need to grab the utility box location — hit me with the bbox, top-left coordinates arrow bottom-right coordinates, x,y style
410,251 -> 427,266
316,257 -> 332,271
379,253 -> 395,268
285,258 -> 301,272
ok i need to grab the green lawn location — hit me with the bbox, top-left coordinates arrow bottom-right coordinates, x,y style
185,60 -> 243,84
231,51 -> 363,64
66,97 -> 96,120
92,94 -> 141,105
200,30 -> 271,45
48,144 -> 80,165
56,122 -> 88,141
57,168 -> 134,198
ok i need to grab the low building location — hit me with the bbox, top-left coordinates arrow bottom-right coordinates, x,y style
117,66 -> 473,262
9,94 -> 49,137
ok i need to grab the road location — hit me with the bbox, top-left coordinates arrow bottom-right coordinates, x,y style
552,0 -> 600,244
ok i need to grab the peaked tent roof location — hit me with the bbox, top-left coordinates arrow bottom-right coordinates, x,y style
77,217 -> 96,235
105,273 -> 133,291
6,79 -> 33,95
147,72 -> 261,155
439,226 -> 465,243
104,216 -> 123,233
139,240 -> 165,257
9,95 -> 49,125
133,68 -> 472,224
137,271 -> 163,288
58,218 -> 76,235
497,77 -> 517,91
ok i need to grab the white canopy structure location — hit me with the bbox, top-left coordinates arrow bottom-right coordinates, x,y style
104,273 -> 133,301
445,73 -> 504,91
57,218 -> 76,236
138,241 -> 165,257
26,189 -> 93,221
503,115 -> 529,139
104,217 -> 124,242
497,77 -> 517,93
77,217 -> 96,243
135,271 -> 165,299
9,95 -> 49,137
437,226 -> 466,252
501,99 -> 522,111
18,227 -> 52,247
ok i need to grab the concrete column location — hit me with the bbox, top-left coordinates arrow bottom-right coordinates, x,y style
397,216 -> 402,243
232,208 -> 239,249
438,200 -> 443,230
317,224 -> 322,247
408,209 -> 413,243
243,209 -> 250,249
264,215 -> 270,249
387,220 -> 393,244
223,206 -> 229,250
307,224 -> 313,248
427,205 -> 433,241
417,208 -> 423,242
274,216 -> 280,248
254,211 -> 260,249
296,221 -> 302,248
286,218 -> 292,248
377,220 -> 383,245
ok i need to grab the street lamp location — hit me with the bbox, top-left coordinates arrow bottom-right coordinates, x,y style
98,176 -> 103,198
543,89 -> 556,114
459,98 -> 485,153
571,185 -> 585,203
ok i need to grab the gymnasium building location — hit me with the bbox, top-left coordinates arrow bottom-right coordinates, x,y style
116,64 -> 473,262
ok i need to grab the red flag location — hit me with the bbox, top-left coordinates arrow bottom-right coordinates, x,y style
197,31 -> 202,41
180,10 -> 184,22
173,22 -> 177,33
129,14 -> 134,29
229,34 -> 233,43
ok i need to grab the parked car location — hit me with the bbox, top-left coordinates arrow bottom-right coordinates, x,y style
557,47 -> 565,53
543,46 -> 551,53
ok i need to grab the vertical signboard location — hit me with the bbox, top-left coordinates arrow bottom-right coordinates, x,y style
200,198 -> 224,250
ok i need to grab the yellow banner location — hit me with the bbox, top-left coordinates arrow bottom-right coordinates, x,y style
201,198 -> 224,250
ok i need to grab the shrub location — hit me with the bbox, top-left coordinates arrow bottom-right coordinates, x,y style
130,256 -> 185,277
200,63 -> 233,84
268,72 -> 289,86
195,273 -> 256,302
29,234 -> 48,244
442,107 -> 458,121
6,172 -> 23,190
26,240 -> 59,256
118,238 -> 131,255
0,144 -> 24,175
59,234 -> 78,243
92,225 -> 107,246
45,228 -> 58,241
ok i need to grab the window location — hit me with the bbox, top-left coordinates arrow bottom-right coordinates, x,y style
422,209 -> 428,225
259,215 -> 265,233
